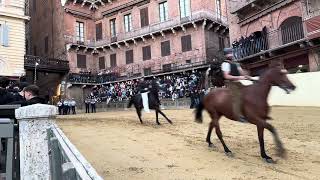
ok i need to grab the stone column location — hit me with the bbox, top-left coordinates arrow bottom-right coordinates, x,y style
15,104 -> 58,180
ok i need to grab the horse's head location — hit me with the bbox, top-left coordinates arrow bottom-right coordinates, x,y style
267,67 -> 296,94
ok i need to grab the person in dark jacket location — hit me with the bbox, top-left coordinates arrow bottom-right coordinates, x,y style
10,82 -> 30,102
8,85 -> 45,106
0,77 -> 14,105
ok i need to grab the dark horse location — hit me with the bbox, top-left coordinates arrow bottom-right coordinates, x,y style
127,90 -> 172,125
195,65 -> 296,163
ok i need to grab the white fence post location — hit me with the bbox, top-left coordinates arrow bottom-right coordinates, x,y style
15,104 -> 57,180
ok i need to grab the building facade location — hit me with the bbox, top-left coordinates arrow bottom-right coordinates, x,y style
0,0 -> 29,78
227,0 -> 320,75
29,0 -> 229,100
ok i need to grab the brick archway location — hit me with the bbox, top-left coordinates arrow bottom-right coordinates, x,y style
276,2 -> 302,28
244,20 -> 264,37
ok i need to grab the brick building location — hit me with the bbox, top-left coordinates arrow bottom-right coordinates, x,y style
227,0 -> 320,75
29,0 -> 229,100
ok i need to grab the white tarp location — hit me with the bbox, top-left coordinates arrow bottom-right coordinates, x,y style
141,92 -> 150,113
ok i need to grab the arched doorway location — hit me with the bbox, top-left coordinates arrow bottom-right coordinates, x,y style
280,16 -> 304,45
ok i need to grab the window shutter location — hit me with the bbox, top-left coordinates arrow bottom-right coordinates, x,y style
140,8 -> 145,27
181,35 -> 192,52
126,50 -> 133,64
99,57 -> 105,69
77,54 -> 86,68
2,24 -> 9,47
144,8 -> 149,26
142,46 -> 151,60
140,8 -> 149,27
96,23 -> 102,41
161,41 -> 170,57
110,54 -> 117,67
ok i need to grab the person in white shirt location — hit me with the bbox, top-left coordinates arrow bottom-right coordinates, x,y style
57,100 -> 63,115
70,98 -> 76,114
221,48 -> 252,123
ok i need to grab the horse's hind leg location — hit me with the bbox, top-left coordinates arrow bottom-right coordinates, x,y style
206,121 -> 215,147
157,109 -> 172,124
135,108 -> 143,124
155,110 -> 160,125
215,121 -> 232,156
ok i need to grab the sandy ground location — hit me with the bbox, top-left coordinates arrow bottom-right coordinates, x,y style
57,107 -> 320,180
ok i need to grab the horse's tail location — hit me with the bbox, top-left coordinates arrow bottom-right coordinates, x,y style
195,100 -> 204,123
127,97 -> 134,108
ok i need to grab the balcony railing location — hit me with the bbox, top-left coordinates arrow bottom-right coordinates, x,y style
24,55 -> 69,72
64,10 -> 228,47
68,51 -> 209,84
233,22 -> 305,60
231,0 -> 259,13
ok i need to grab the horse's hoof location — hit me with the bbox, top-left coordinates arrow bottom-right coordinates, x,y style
208,143 -> 214,148
277,148 -> 287,159
225,151 -> 234,157
156,122 -> 161,125
264,157 -> 275,163
168,120 -> 173,124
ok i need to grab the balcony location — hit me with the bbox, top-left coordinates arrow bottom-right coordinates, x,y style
24,55 -> 69,73
65,10 -> 228,50
231,0 -> 259,14
233,22 -> 306,61
68,51 -> 209,84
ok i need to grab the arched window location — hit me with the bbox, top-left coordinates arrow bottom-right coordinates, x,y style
280,16 -> 304,45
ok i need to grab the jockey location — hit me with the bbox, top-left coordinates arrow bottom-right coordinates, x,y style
221,48 -> 251,122
137,77 -> 149,93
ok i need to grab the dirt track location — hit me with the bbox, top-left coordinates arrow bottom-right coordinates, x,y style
57,107 -> 320,180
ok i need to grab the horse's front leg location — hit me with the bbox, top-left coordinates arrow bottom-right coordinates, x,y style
257,125 -> 274,163
264,122 -> 286,158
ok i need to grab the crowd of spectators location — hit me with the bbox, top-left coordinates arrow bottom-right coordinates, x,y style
69,70 -> 119,84
0,76 -> 45,107
232,26 -> 268,60
88,70 -> 206,108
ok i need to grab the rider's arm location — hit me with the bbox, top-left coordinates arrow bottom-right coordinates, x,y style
237,64 -> 253,79
223,72 -> 246,81
222,63 -> 245,81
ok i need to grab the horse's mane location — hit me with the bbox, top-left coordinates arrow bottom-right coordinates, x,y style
257,65 -> 281,83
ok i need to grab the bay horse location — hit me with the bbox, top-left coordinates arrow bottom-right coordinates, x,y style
195,65 -> 296,163
127,89 -> 172,125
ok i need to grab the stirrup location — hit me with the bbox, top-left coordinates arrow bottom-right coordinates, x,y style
238,116 -> 248,123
